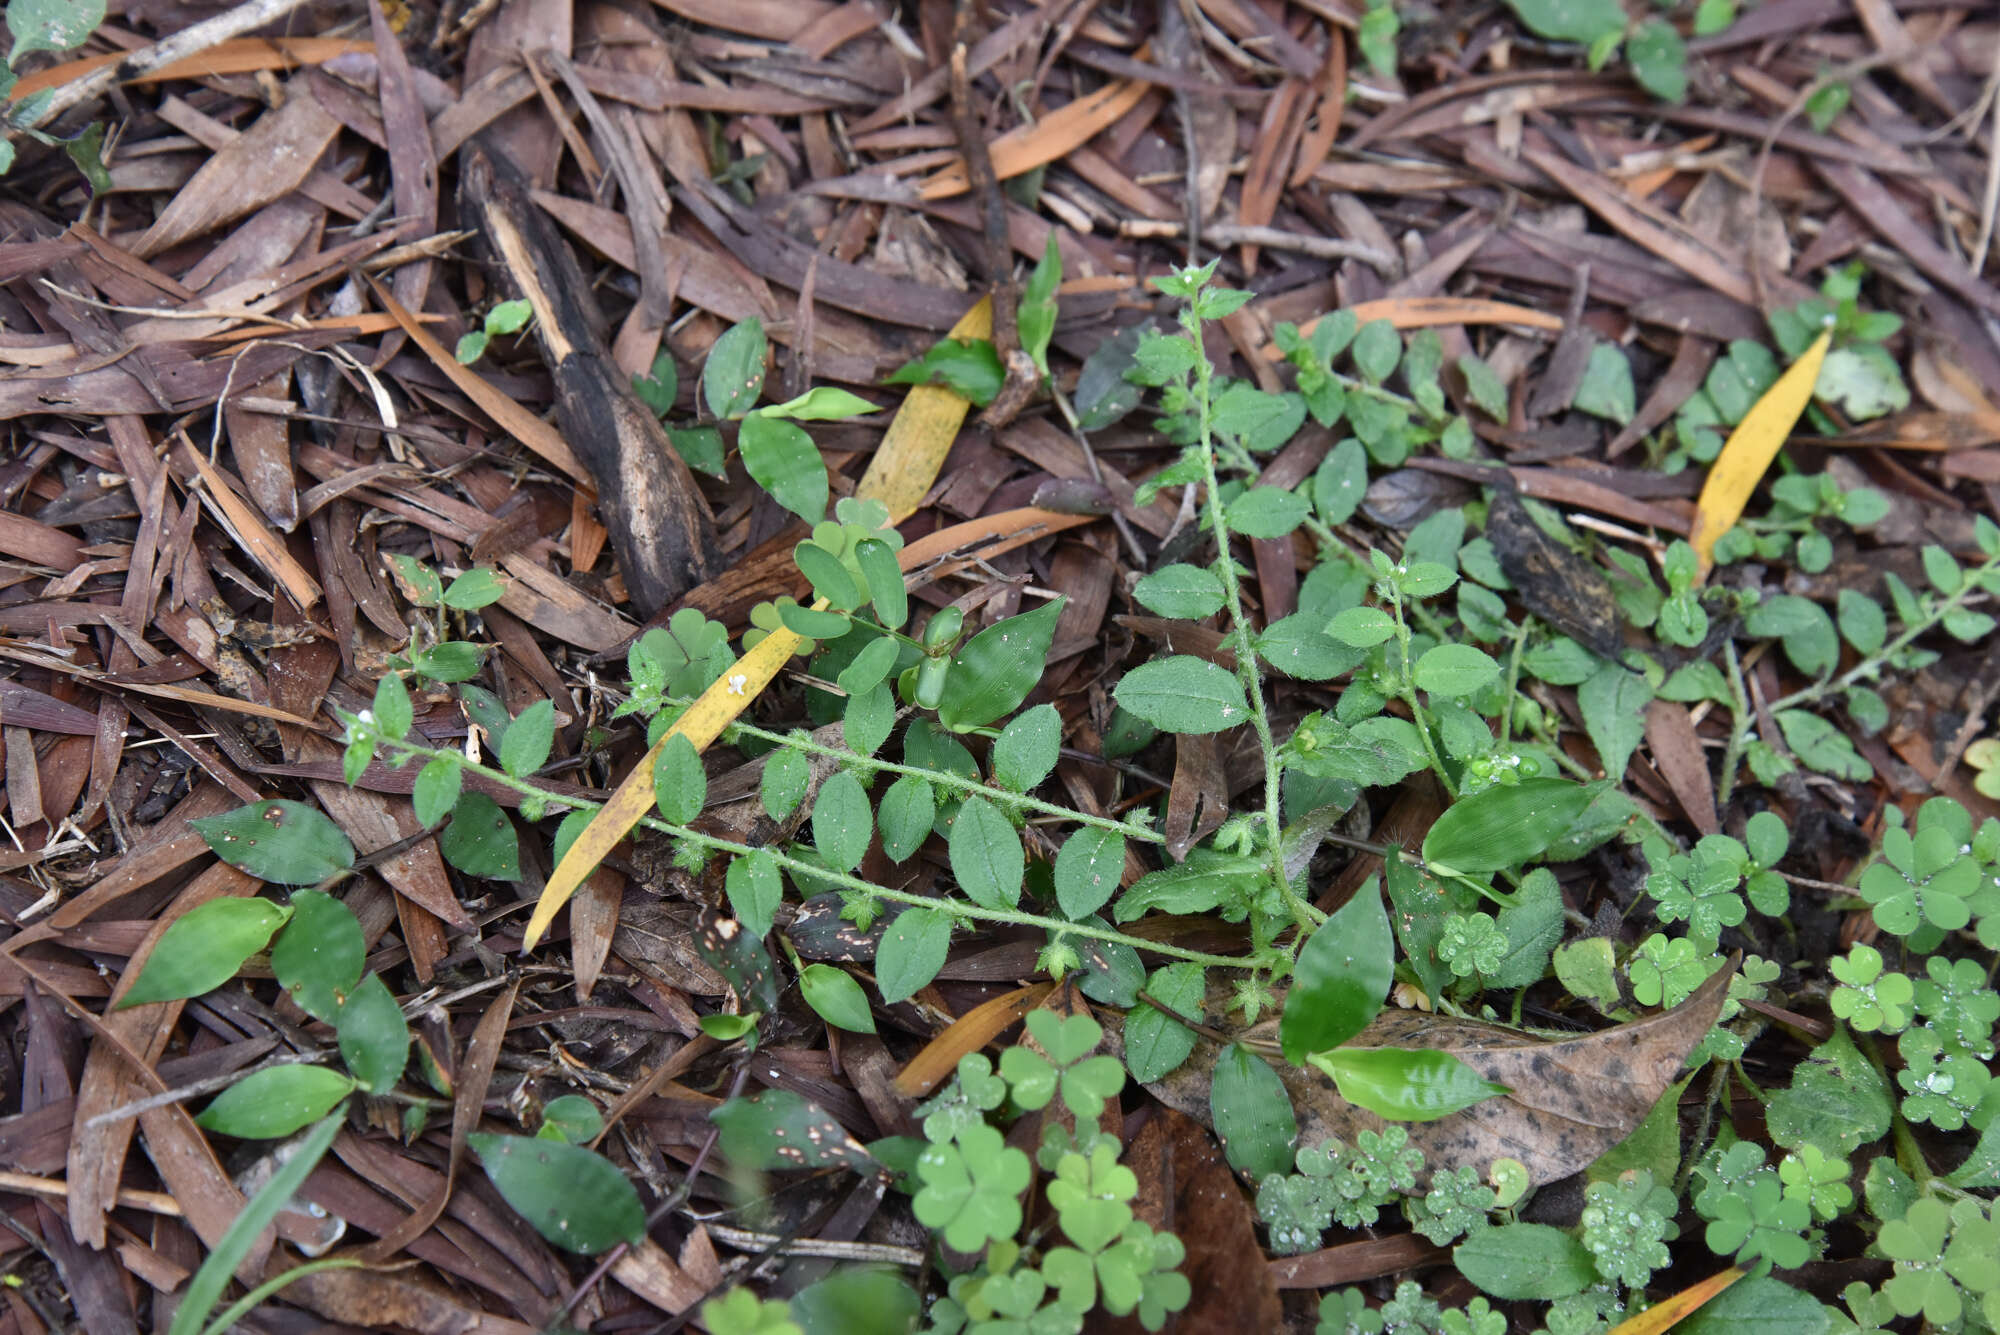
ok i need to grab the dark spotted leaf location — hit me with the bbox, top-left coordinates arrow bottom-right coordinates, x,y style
711,1088 -> 880,1173
693,911 -> 780,1012
191,800 -> 354,885
269,889 -> 364,1022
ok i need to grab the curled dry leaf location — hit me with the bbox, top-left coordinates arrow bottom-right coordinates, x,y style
1112,959 -> 1734,1187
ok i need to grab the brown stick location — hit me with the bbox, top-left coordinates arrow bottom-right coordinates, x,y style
458,138 -> 718,614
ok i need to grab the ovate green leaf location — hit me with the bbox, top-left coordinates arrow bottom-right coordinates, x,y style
191,800 -> 355,885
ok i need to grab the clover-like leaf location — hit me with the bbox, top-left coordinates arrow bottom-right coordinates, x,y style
912,1124 -> 1032,1253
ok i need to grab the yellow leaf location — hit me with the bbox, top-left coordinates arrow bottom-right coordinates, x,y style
1605,1267 -> 1743,1334
520,624 -> 802,949
522,297 -> 996,950
1689,328 -> 1832,580
859,297 -> 992,523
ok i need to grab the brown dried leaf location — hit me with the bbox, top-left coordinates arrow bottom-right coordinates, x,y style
1124,961 -> 1734,1187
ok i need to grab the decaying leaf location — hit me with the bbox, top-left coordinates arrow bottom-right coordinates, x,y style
1116,960 -> 1734,1187
1484,487 -> 1623,660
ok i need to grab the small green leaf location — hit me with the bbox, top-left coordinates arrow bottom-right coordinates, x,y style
761,747 -> 809,821
935,598 -> 1065,731
739,414 -> 828,524
469,1133 -> 645,1254
412,758 -> 462,827
439,792 -> 520,880
854,538 -> 907,630
1414,644 -> 1500,698
1500,0 -> 1624,41
631,349 -> 678,416
1422,779 -> 1600,875
122,898 -> 291,1007
991,704 -> 1060,791
1626,19 -> 1688,102
800,964 -> 876,1033
1124,964 -> 1203,1081
9,0 -> 105,60
337,972 -> 410,1094
483,299 -> 531,336
1113,655 -> 1249,734
1055,826 -> 1126,921
758,386 -> 877,421
192,800 -> 356,885
270,890 -> 363,1022
884,337 -> 1004,405
1313,439 -> 1369,525
1837,588 -> 1886,653
1281,879 -> 1392,1062
1454,1222 -> 1597,1300
1578,664 -> 1652,781
1673,1276 -> 1832,1335
499,699 -> 555,777
441,568 -> 505,610
1211,1044 -> 1297,1179
699,1012 -> 759,1042
949,797 -> 1024,910
876,775 -> 935,863
813,770 -> 872,873
196,1065 -> 355,1139
411,641 -> 484,683
653,733 -> 708,825
1326,606 -> 1397,647
715,854 -> 775,943
1225,487 -> 1309,540
372,674 -> 412,743
668,426 -> 727,477
1308,1048 -> 1510,1121
793,541 -> 861,610
876,907 -> 952,1004
539,1095 -> 605,1145
1018,234 -> 1062,379
1351,320 -> 1402,383
454,329 -> 489,364
1133,564 -> 1226,619
703,318 -> 767,418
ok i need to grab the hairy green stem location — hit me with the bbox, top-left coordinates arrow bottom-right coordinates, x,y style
1388,587 -> 1457,801
1182,307 -> 1325,932
1717,640 -> 1754,808
711,713 -> 1164,846
376,735 -> 1252,971
1768,546 -> 2000,714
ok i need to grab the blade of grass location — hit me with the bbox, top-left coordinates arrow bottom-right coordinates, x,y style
167,1111 -> 344,1335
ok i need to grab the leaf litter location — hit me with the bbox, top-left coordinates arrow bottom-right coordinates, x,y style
0,0 -> 1996,1330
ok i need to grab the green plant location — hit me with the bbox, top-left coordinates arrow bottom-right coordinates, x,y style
197,246 -> 1996,1331
908,1010 -> 1189,1334
453,297 -> 533,364
1491,0 -> 1692,103
0,0 -> 111,183
1579,1169 -> 1677,1288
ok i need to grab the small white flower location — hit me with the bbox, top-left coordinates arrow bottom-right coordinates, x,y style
727,673 -> 748,696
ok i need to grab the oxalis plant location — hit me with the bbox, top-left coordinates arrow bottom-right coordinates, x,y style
128,255 -> 2000,1333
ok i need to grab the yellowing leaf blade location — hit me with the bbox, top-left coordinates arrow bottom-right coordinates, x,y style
1605,1267 -> 1743,1334
1690,328 -> 1832,578
526,296 -> 996,950
858,298 -> 992,523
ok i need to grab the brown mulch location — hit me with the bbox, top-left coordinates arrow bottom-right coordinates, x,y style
1,0 -> 1998,1329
